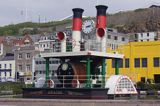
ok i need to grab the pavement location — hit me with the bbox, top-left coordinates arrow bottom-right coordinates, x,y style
0,98 -> 159,106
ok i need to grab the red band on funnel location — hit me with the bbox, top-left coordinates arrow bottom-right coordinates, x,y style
57,32 -> 65,41
96,16 -> 107,28
72,18 -> 82,31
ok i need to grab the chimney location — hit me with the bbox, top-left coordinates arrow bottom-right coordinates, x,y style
72,8 -> 84,52
96,5 -> 108,52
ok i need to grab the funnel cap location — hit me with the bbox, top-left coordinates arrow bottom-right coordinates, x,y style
96,5 -> 108,16
72,8 -> 84,18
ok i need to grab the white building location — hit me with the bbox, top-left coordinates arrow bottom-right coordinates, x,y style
106,28 -> 129,50
0,54 -> 15,82
35,33 -> 55,52
131,32 -> 158,42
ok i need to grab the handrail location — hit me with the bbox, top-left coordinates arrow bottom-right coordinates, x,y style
33,75 -> 110,88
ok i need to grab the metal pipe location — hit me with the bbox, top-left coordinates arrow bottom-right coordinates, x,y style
102,58 -> 106,87
45,58 -> 49,87
115,59 -> 119,75
86,57 -> 91,88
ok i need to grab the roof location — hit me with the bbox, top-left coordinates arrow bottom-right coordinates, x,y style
12,34 -> 33,46
30,34 -> 41,42
0,37 -> 5,44
1,53 -> 14,61
40,51 -> 124,59
105,75 -> 137,95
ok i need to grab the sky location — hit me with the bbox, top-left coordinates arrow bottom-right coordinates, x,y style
0,0 -> 160,26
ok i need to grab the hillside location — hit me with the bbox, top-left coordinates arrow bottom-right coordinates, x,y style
0,20 -> 71,36
108,6 -> 160,33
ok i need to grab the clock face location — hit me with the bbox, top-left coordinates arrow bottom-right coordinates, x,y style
62,63 -> 68,71
82,20 -> 95,34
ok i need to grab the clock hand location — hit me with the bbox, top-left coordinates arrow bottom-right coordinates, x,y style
86,25 -> 91,28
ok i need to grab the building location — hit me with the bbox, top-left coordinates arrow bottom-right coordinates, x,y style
35,33 -> 55,52
0,53 -> 15,82
106,28 -> 129,50
106,41 -> 160,83
12,34 -> 33,46
130,32 -> 158,42
14,45 -> 39,84
0,36 -> 13,57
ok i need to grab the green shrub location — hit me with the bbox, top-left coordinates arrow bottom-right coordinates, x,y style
0,82 -> 26,94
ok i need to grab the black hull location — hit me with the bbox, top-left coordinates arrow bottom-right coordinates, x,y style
23,88 -> 109,99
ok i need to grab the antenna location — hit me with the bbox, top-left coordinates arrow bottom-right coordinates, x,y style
38,14 -> 41,23
25,0 -> 28,22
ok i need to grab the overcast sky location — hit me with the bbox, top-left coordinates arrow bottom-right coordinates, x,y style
0,0 -> 160,26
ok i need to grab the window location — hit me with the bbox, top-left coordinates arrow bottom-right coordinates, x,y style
27,78 -> 30,80
39,61 -> 42,64
125,58 -> 129,68
5,72 -> 7,76
4,64 -> 6,69
35,61 -> 39,64
141,33 -> 143,37
119,59 -> 123,68
134,58 -> 140,68
122,37 -> 125,41
114,36 -> 118,40
154,57 -> 159,67
26,53 -> 31,59
142,58 -> 147,67
10,72 -> 11,76
108,35 -> 111,39
18,65 -> 22,71
26,65 -> 31,71
18,53 -> 22,59
135,34 -> 138,39
112,59 -> 123,68
56,60 -> 59,64
10,64 -> 12,69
